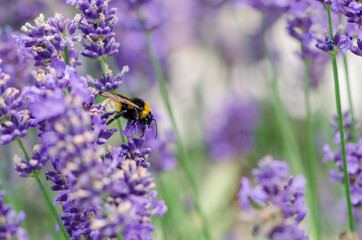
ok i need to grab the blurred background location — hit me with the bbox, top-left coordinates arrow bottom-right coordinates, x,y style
0,0 -> 362,239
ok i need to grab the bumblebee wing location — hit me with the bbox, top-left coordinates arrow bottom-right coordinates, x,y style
99,92 -> 141,109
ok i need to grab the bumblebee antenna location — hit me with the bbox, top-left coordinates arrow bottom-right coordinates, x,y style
152,119 -> 158,139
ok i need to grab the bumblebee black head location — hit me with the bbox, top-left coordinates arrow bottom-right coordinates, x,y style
143,112 -> 153,125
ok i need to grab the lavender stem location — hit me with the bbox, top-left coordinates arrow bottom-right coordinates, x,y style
63,46 -> 70,66
17,139 -> 30,161
99,57 -> 107,78
326,4 -> 355,232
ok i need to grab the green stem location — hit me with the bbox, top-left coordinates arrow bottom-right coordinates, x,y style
63,46 -> 70,66
327,4 -> 355,232
331,53 -> 355,232
99,58 -> 107,78
17,139 -> 71,240
17,139 -> 30,161
303,59 -> 321,239
35,177 -> 70,240
143,30 -> 212,240
63,46 -> 72,95
332,52 -> 354,232
326,5 -> 334,40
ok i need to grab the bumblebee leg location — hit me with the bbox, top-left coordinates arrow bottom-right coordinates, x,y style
106,111 -> 127,125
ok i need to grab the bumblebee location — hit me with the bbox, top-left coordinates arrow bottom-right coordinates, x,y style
99,91 -> 157,138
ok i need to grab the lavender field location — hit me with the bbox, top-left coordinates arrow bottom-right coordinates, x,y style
0,0 -> 362,239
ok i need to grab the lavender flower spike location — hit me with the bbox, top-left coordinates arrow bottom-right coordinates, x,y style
12,13 -> 81,67
238,156 -> 309,240
89,64 -> 129,91
73,0 -> 120,59
14,144 -> 49,177
323,114 -> 362,222
0,62 -> 36,145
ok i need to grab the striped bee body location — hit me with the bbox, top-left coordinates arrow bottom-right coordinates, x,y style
100,91 -> 157,138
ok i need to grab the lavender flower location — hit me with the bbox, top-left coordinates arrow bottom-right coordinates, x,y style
331,0 -> 362,24
323,140 -> 362,217
2,2 -> 168,239
88,64 -> 128,91
45,172 -> 93,238
120,134 -> 151,166
330,111 -> 356,143
205,97 -> 258,161
12,13 -> 81,67
315,27 -> 341,53
0,180 -> 29,240
316,25 -> 362,55
347,25 -> 362,56
323,114 -> 362,221
89,104 -> 118,145
86,151 -> 167,239
286,2 -> 330,88
316,0 -> 362,57
21,62 -> 166,238
71,0 -> 120,59
238,156 -> 309,240
14,144 -> 49,177
119,118 -> 177,172
0,64 -> 36,145
45,142 -> 167,239
338,35 -> 353,53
